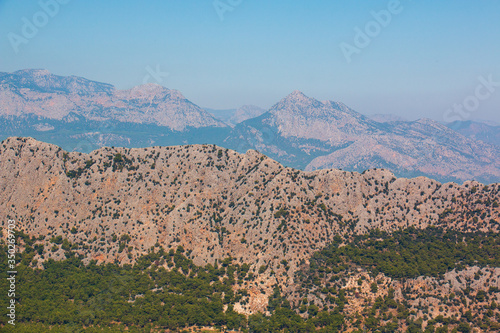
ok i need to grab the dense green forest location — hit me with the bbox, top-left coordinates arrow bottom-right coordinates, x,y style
294,227 -> 500,332
0,237 -> 343,332
1,227 -> 499,332
302,227 -> 500,280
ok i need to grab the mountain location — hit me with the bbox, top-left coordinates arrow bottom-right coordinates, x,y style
204,107 -> 237,125
1,137 -> 499,331
231,105 -> 267,125
2,70 -> 500,184
223,91 -> 381,169
307,118 -> 500,182
446,120 -> 500,148
0,69 -> 226,130
0,69 -> 232,153
224,91 -> 500,183
264,90 -> 381,142
3,137 -> 497,271
206,105 -> 266,127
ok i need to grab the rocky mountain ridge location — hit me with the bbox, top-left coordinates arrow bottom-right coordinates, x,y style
226,92 -> 500,183
446,120 -> 500,148
1,137 -> 498,273
1,137 -> 499,330
1,69 -> 500,184
0,69 -> 226,131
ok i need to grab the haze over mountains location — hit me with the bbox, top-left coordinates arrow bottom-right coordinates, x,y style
1,71 -> 499,331
1,69 -> 499,183
446,120 -> 500,148
224,92 -> 500,184
205,105 -> 267,127
0,69 -> 225,130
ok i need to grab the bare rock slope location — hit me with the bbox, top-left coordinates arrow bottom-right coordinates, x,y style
226,91 -> 500,183
0,69 -> 226,131
1,137 -> 498,267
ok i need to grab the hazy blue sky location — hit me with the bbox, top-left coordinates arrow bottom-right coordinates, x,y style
1,0 -> 499,123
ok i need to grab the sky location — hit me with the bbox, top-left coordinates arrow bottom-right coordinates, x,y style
1,0 -> 499,123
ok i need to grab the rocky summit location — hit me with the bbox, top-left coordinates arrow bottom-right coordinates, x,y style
0,69 -> 226,131
225,92 -> 500,183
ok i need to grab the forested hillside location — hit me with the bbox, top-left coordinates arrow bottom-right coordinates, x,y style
1,137 -> 499,331
1,228 -> 499,332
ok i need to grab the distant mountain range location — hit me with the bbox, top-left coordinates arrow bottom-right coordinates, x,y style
205,105 -> 266,127
0,69 -> 225,130
223,91 -> 500,183
0,69 -> 231,152
445,120 -> 500,148
1,69 -> 499,183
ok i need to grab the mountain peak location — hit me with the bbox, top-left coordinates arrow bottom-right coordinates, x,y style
285,90 -> 309,101
0,69 -> 226,131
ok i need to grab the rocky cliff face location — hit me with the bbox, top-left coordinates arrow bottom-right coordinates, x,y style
1,137 -> 498,268
0,69 -> 226,131
266,90 -> 380,142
